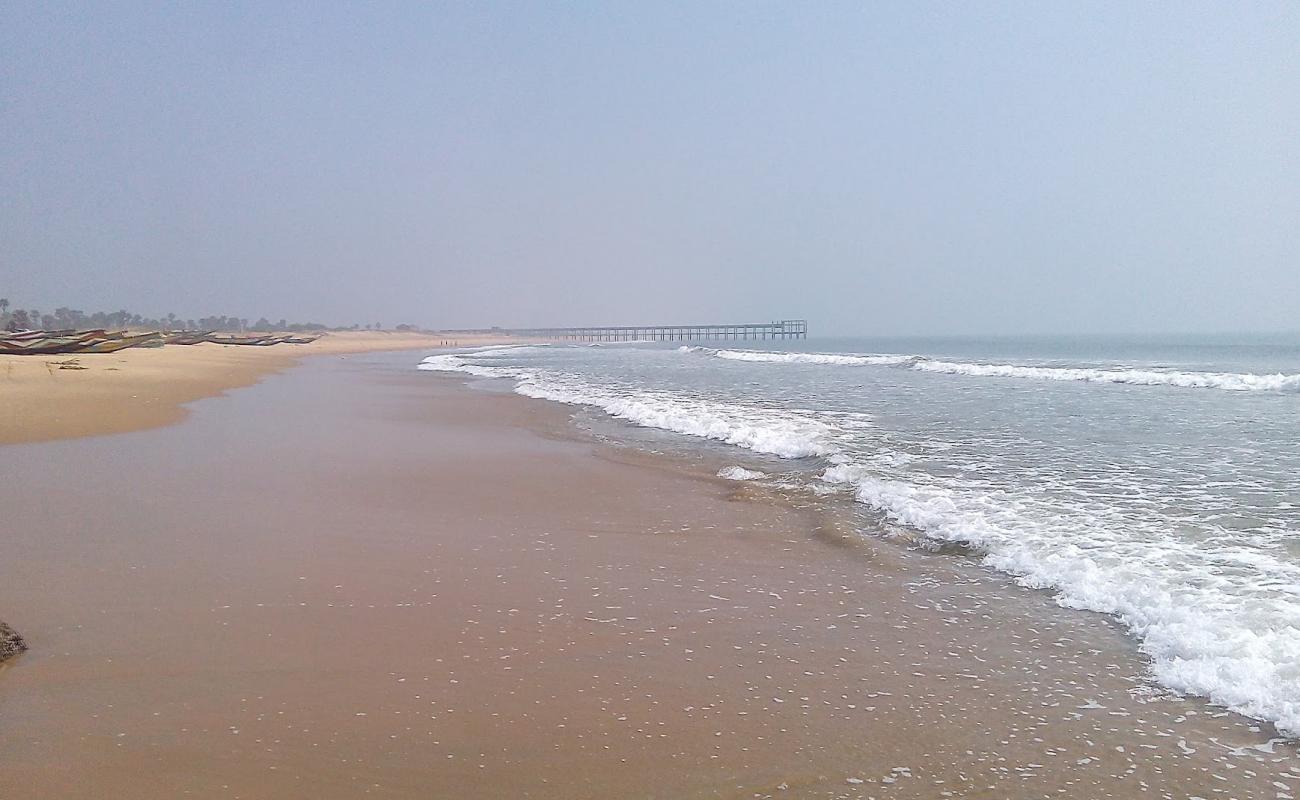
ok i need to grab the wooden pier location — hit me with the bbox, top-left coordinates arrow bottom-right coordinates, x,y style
490,319 -> 807,342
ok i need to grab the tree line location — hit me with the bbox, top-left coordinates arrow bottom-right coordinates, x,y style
0,298 -> 415,333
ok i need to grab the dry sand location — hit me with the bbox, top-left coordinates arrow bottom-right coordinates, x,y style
0,331 -> 512,445
0,352 -> 1296,798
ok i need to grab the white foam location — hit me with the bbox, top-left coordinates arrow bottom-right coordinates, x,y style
911,359 -> 1300,392
418,350 -> 524,379
516,380 -> 833,458
718,466 -> 767,481
419,353 -> 835,459
471,344 -> 548,357
713,349 -> 913,366
821,464 -> 1300,736
687,347 -> 1300,393
420,347 -> 1300,735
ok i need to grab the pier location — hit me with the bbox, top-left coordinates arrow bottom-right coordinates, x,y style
480,319 -> 808,342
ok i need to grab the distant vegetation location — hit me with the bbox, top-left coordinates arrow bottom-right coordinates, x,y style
0,298 -> 420,333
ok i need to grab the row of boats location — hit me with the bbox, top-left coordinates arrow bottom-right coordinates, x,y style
0,329 -> 320,356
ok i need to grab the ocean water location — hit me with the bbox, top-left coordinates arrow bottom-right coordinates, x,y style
419,334 -> 1300,735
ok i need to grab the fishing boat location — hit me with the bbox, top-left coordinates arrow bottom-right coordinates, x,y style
1,339 -> 92,355
0,329 -> 172,355
73,333 -> 165,353
0,329 -> 103,343
0,330 -> 111,355
162,331 -> 214,345
205,334 -> 278,346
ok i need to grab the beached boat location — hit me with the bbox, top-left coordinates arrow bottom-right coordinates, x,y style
162,331 -> 214,345
72,333 -> 165,353
206,334 -> 283,346
1,328 -> 103,343
0,329 -> 173,355
1,340 -> 89,355
0,330 -> 112,355
1,328 -> 306,353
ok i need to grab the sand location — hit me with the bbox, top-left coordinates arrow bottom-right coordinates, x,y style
0,351 -> 1296,798
0,331 -> 513,445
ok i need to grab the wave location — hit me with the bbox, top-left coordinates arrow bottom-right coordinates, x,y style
515,383 -> 832,459
717,465 -> 767,481
714,349 -> 914,366
911,359 -> 1300,392
822,464 -> 1300,736
420,349 -> 1300,734
419,353 -> 834,459
418,351 -> 518,379
683,347 -> 1300,393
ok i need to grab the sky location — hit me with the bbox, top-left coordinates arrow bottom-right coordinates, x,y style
2,2 -> 1298,335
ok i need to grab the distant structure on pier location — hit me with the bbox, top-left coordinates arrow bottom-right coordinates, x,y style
481,319 -> 808,342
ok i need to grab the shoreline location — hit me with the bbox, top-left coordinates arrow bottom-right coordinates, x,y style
0,331 -> 519,446
1,352 -> 1295,797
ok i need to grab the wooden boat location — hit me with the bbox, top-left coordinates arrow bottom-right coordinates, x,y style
1,338 -> 94,355
206,334 -> 281,346
162,331 -> 214,345
0,328 -> 103,343
72,333 -> 164,353
0,330 -> 112,355
1,330 -> 45,342
284,335 -> 320,344
0,330 -> 173,355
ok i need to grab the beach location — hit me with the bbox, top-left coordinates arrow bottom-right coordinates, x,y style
0,331 -> 511,445
1,349 -> 1295,798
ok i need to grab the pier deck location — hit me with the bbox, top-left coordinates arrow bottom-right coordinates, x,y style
480,320 -> 808,342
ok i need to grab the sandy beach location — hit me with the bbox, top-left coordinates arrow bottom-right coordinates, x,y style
7,2 -> 1297,795
0,331 -> 514,445
1,350 -> 1295,798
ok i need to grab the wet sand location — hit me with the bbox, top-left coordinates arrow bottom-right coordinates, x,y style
0,352 -> 1296,798
0,331 -> 513,446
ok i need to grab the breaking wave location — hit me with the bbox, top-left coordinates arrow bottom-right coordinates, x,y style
821,465 -> 1300,736
718,465 -> 767,481
419,347 -> 1300,735
686,346 -> 913,367
419,352 -> 834,458
683,347 -> 1300,393
911,359 -> 1300,392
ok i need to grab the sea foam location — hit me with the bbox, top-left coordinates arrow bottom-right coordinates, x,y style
714,349 -> 914,366
420,347 -> 1300,735
821,465 -> 1300,736
418,352 -> 518,379
680,345 -> 912,366
419,352 -> 834,459
685,347 -> 1300,393
718,466 -> 767,481
910,359 -> 1300,392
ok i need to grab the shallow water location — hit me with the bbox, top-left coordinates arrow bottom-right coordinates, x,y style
420,333 -> 1300,735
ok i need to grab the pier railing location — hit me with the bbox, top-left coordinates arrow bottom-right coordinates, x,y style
468,319 -> 808,342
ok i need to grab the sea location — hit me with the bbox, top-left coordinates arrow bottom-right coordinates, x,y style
419,333 -> 1300,736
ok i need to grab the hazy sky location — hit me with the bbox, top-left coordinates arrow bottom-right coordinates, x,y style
3,3 -> 1298,335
